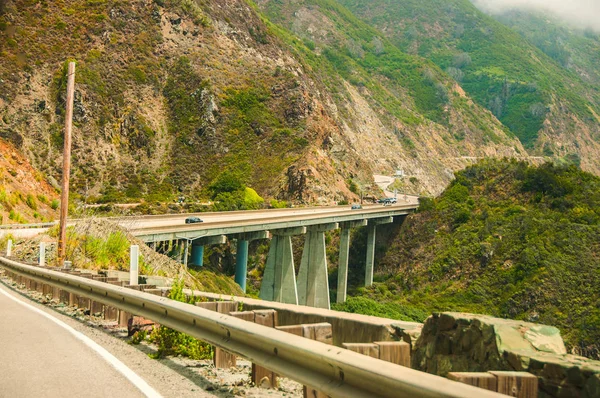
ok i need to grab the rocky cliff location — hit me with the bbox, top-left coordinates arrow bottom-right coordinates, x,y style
0,0 -> 544,207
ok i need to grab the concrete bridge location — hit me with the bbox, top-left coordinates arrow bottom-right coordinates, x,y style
129,203 -> 417,309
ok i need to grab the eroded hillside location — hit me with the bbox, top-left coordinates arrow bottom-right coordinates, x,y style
1,0 -> 535,206
0,139 -> 58,224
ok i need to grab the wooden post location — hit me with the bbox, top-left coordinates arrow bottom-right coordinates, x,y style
277,323 -> 332,398
342,343 -> 379,358
58,61 -> 76,264
252,310 -> 279,388
489,371 -> 538,398
374,341 -> 411,367
448,371 -> 538,397
195,301 -> 239,368
447,372 -> 497,392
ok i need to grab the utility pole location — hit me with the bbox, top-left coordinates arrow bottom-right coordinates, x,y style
58,62 -> 76,265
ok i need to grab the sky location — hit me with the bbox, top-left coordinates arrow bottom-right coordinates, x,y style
471,0 -> 600,31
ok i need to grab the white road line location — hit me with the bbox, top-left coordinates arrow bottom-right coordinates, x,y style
0,284 -> 162,398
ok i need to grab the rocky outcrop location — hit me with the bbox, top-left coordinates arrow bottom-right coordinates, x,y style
413,313 -> 600,398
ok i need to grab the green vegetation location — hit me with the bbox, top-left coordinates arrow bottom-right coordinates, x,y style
148,279 -> 213,359
8,210 -> 25,223
25,194 -> 37,210
208,171 -> 265,211
494,10 -> 600,96
337,0 -> 598,148
61,227 -> 145,271
332,296 -> 427,323
356,160 -> 600,358
253,0 -> 457,125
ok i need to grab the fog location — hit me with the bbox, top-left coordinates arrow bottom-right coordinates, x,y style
471,0 -> 600,32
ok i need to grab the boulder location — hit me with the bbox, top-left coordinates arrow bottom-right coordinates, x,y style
413,312 -> 600,398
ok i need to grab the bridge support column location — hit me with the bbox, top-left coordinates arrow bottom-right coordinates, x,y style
365,217 -> 394,287
297,223 -> 338,309
235,240 -> 248,290
190,235 -> 226,267
337,220 -> 367,304
191,245 -> 204,267
260,227 -> 306,304
232,231 -> 269,292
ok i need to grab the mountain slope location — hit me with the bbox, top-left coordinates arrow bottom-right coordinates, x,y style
0,139 -> 59,224
0,0 -> 365,205
337,0 -> 600,175
1,0 -> 529,207
486,8 -> 600,112
253,0 -> 526,194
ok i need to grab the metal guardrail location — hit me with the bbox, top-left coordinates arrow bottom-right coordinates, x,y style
0,222 -> 57,229
0,257 -> 505,398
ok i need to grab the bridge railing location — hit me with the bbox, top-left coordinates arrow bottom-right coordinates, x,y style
0,257 -> 505,398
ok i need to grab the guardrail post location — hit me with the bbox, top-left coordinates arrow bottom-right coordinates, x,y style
375,341 -> 411,367
343,343 -> 379,358
39,242 -> 45,267
297,224 -> 338,310
277,322 -> 333,397
6,239 -> 12,257
252,310 -> 279,388
195,301 -> 240,368
489,371 -> 538,397
447,373 -> 497,392
130,245 -> 139,285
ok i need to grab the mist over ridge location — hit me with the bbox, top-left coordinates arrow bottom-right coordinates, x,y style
471,0 -> 600,31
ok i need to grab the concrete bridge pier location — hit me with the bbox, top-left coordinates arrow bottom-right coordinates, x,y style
365,217 -> 393,287
337,220 -> 367,304
190,235 -> 226,267
259,227 -> 306,304
297,223 -> 339,309
231,231 -> 269,292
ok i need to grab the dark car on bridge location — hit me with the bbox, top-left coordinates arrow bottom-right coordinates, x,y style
185,216 -> 203,224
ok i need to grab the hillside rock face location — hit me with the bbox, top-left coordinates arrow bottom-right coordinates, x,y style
414,313 -> 600,398
1,0 -> 532,204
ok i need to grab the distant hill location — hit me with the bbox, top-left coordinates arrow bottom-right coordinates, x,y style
337,0 -> 600,174
344,160 -> 600,359
485,8 -> 600,111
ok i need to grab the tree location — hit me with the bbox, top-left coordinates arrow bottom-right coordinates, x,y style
453,52 -> 472,69
371,37 -> 385,55
446,67 -> 464,82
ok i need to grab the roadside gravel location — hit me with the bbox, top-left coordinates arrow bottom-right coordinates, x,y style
0,270 -> 302,397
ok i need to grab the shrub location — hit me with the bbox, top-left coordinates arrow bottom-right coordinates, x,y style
50,199 -> 60,210
25,194 -> 37,210
8,210 -> 25,223
148,280 -> 212,359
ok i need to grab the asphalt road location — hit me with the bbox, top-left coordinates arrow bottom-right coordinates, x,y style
0,282 -> 156,398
